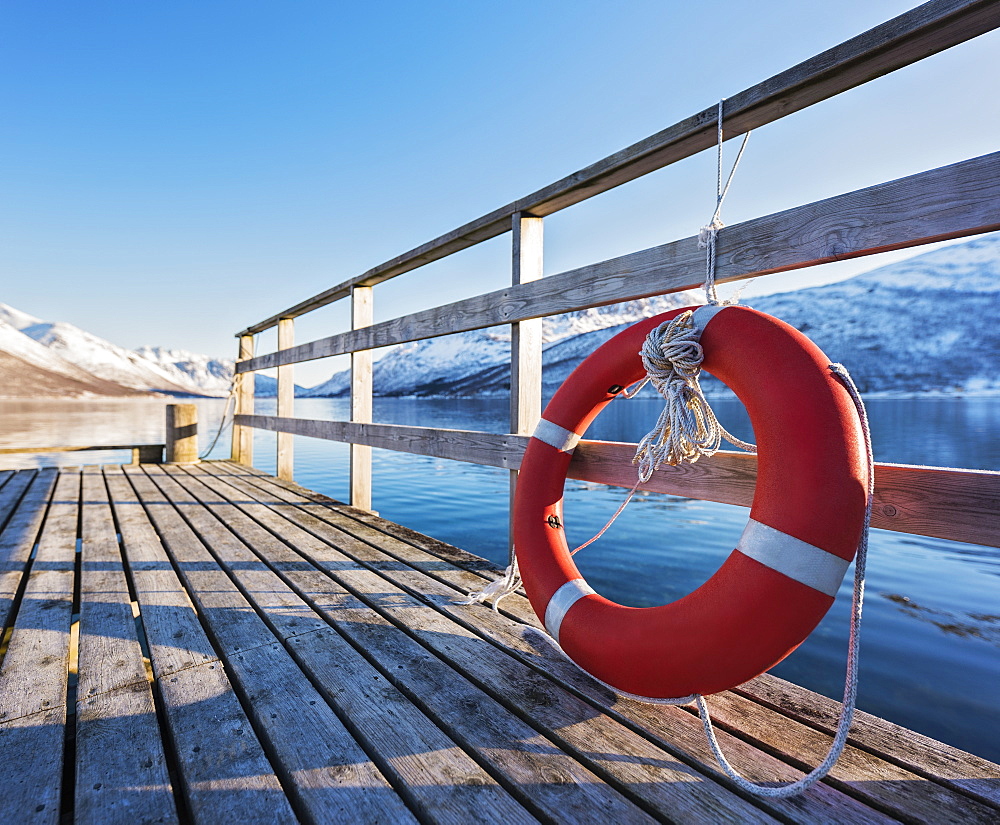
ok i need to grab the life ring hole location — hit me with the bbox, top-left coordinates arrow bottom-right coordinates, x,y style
559,377 -> 756,608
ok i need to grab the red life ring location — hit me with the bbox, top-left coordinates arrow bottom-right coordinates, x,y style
513,305 -> 868,698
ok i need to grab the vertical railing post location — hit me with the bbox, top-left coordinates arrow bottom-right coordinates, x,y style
350,285 -> 374,511
276,317 -> 295,481
231,334 -> 255,466
510,213 -> 543,551
165,403 -> 199,464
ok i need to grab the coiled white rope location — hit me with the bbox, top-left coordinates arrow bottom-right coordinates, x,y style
632,310 -> 756,480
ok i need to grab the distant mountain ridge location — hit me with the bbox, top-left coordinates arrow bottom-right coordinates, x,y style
2,233 -> 996,399
304,233 -> 1000,398
0,304 -> 238,398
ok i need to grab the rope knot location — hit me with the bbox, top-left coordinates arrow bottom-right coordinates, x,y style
698,217 -> 724,250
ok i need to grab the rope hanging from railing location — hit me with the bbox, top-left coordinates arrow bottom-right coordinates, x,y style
700,98 -> 752,306
198,372 -> 241,460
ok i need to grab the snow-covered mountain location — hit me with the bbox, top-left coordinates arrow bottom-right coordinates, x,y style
134,346 -> 235,395
303,233 -> 1000,398
0,320 -> 142,397
0,302 -> 239,398
747,234 -> 1000,394
20,321 -> 200,395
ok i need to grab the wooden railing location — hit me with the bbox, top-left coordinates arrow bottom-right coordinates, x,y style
231,0 -> 1000,549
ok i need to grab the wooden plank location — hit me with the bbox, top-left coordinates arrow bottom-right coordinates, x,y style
103,466 -> 218,678
696,689 -> 1000,824
0,469 -> 78,825
241,152 -> 1000,372
157,661 -> 298,825
104,466 -> 297,825
236,416 -> 527,468
238,0 -> 1000,336
164,466 -> 539,825
0,470 -> 56,633
233,417 -> 1000,547
216,466 -> 902,824
0,708 -> 67,825
350,286 -> 373,511
75,681 -> 179,825
143,467 -> 330,645
738,673 -> 1000,808
125,466 -> 417,824
232,335 -> 255,465
77,467 -> 149,699
217,465 -> 1000,823
188,465 -> 790,825
75,466 -> 178,825
510,214 -> 544,554
0,444 -> 164,456
0,469 -> 35,530
276,318 -> 294,482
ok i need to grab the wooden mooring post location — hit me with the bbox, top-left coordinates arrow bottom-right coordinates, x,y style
165,403 -> 198,464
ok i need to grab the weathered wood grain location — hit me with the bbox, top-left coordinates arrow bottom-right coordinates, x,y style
241,152 -> 1000,370
76,467 -> 178,825
0,444 -> 164,456
699,689 -> 1000,824
171,466 -> 540,825
157,661 -> 298,825
232,335 -> 255,465
78,467 -> 150,699
227,463 -> 1000,822
234,417 -> 1000,548
0,469 -> 36,529
192,465 -> 785,825
0,708 -> 67,825
0,469 -> 78,825
105,467 -> 296,824
238,0 -> 1000,336
0,469 -> 57,634
221,466 -> 901,824
103,466 -> 218,677
510,214 -> 544,554
127,466 -> 417,824
236,415 -> 528,468
165,404 -> 198,464
276,317 -> 294,482
350,286 -> 373,510
0,469 -> 78,723
75,680 -> 179,825
738,673 -> 1000,808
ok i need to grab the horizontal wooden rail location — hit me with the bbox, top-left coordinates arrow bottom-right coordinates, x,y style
238,0 -> 1000,337
240,151 -> 1000,372
0,444 -> 165,456
0,444 -> 165,464
236,414 -> 1000,548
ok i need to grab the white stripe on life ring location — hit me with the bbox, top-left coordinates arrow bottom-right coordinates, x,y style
691,303 -> 726,336
736,519 -> 850,598
544,578 -> 597,643
532,418 -> 583,453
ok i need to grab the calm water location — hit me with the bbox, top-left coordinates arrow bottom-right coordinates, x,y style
1,394 -> 998,762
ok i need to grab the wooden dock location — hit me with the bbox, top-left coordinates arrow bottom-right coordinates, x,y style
1,462 -> 998,824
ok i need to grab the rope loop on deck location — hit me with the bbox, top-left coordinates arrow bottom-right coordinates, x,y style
692,362 -> 873,797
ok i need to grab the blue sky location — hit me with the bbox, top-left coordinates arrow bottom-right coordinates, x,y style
1,1 -> 997,385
